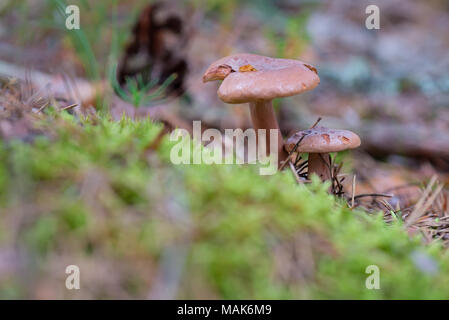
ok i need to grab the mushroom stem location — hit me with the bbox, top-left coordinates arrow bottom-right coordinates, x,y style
249,100 -> 288,166
308,153 -> 331,181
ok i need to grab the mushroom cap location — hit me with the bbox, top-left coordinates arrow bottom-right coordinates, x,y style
203,53 -> 320,104
285,127 -> 361,153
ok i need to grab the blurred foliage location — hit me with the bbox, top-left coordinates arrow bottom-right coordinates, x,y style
1,112 -> 449,299
109,64 -> 177,108
5,0 -> 151,79
3,0 -> 318,76
265,10 -> 311,59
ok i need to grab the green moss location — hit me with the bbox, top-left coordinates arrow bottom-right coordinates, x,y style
24,216 -> 58,255
1,112 -> 448,299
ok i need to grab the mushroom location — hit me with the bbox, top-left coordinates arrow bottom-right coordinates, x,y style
203,53 -> 320,166
285,127 -> 361,181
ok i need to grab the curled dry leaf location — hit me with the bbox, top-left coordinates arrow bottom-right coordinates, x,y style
304,64 -> 318,74
238,64 -> 257,72
340,136 -> 350,144
202,64 -> 234,82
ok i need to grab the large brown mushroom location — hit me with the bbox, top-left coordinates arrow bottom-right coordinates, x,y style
203,53 -> 320,166
285,127 -> 361,181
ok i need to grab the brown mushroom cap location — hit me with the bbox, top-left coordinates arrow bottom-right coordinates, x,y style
285,127 -> 361,153
203,53 -> 320,104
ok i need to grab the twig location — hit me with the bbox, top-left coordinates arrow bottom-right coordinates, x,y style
406,175 -> 443,227
310,117 -> 322,129
61,103 -> 78,111
279,153 -> 294,171
351,175 -> 356,208
36,102 -> 49,113
289,161 -> 302,184
353,193 -> 393,200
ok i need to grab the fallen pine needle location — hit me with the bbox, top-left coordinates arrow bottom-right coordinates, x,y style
289,161 -> 302,184
61,103 -> 78,111
406,175 -> 443,227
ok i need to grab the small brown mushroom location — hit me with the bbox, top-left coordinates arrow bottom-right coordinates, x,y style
203,53 -> 320,166
285,127 -> 361,181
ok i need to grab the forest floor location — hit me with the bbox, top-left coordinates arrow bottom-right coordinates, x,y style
1,0 -> 449,299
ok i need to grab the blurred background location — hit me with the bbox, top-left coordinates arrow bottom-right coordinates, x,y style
1,0 -> 449,299
3,0 -> 449,177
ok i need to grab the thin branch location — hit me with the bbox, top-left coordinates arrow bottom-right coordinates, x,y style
310,117 -> 322,129
353,193 -> 393,200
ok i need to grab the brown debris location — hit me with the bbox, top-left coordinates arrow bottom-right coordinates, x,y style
117,2 -> 189,98
202,64 -> 234,82
303,64 -> 318,74
238,64 -> 257,72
